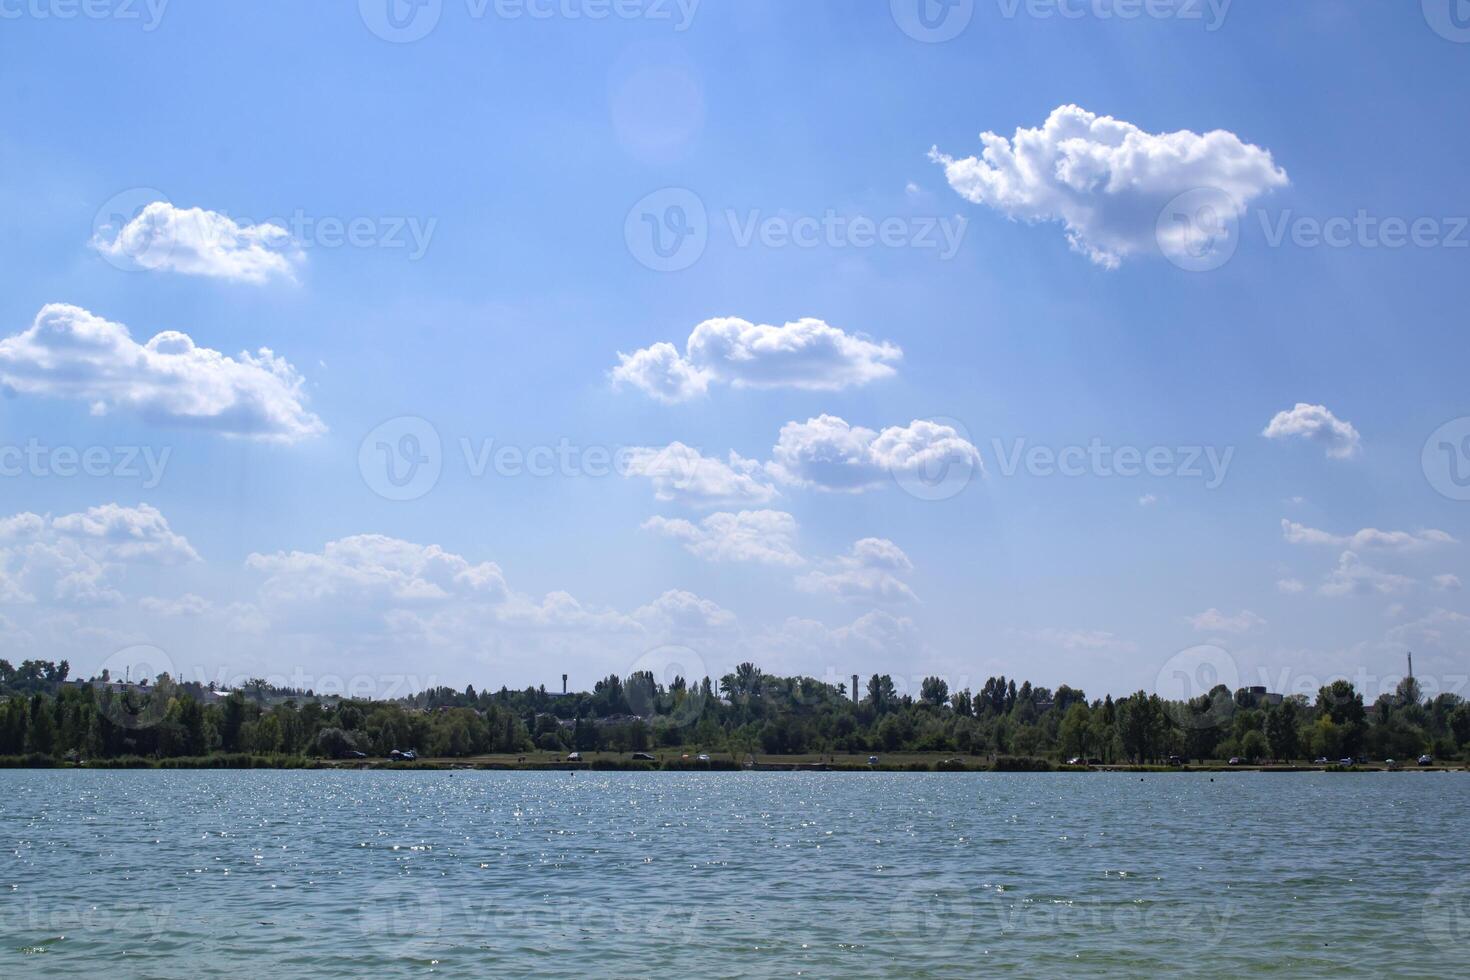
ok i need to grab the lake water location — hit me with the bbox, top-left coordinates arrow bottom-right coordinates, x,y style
1,770 -> 1465,977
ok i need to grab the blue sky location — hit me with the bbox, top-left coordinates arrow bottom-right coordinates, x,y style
1,0 -> 1468,702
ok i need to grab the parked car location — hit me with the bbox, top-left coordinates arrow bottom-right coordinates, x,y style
1313,757 -> 1329,764
1167,756 -> 1183,766
388,749 -> 417,762
344,750 -> 367,760
566,751 -> 582,762
867,756 -> 879,765
1066,757 -> 1085,766
1386,759 -> 1402,771
1338,758 -> 1354,767
1419,754 -> 1434,766
1227,757 -> 1242,766
631,752 -> 655,761
697,753 -> 711,762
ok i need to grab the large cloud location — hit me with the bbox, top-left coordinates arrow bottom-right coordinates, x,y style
1262,403 -> 1360,459
91,201 -> 302,284
0,504 -> 198,607
0,305 -> 325,442
612,317 -> 902,403
623,442 -> 778,506
766,415 -> 982,492
643,510 -> 804,566
930,104 -> 1287,268
797,538 -> 918,604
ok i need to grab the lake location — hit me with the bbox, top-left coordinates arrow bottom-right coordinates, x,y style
1,770 -> 1465,977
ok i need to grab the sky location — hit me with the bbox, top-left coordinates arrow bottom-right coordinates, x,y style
1,0 -> 1468,704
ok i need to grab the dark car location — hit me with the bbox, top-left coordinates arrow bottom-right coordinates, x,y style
631,752 -> 655,761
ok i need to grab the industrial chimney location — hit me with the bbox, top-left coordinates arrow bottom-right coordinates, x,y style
852,674 -> 859,703
562,673 -> 568,695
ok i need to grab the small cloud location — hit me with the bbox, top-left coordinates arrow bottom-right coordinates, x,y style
1138,494 -> 1158,507
612,317 -> 901,403
1319,551 -> 1414,597
1276,578 -> 1305,594
1187,608 -> 1266,634
1433,573 -> 1462,592
1262,403 -> 1361,459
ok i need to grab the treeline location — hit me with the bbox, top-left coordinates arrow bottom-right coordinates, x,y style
1,659 -> 1467,763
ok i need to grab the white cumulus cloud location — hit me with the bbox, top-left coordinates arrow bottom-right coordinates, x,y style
797,537 -> 918,604
91,201 -> 302,284
612,317 -> 901,403
0,504 -> 197,607
930,104 -> 1287,268
643,510 -> 804,566
1262,403 -> 1361,459
622,442 -> 778,506
0,305 -> 325,442
767,415 -> 982,492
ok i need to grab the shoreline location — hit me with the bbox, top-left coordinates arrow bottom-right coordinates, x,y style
3,752 -> 1465,774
